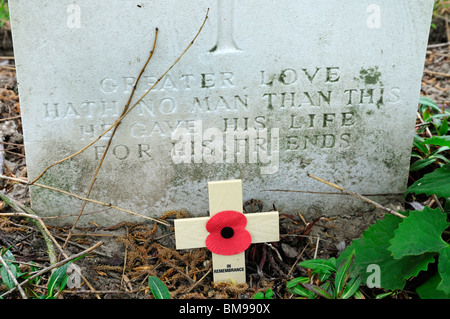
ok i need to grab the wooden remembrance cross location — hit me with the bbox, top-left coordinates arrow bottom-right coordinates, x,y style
174,180 -> 279,284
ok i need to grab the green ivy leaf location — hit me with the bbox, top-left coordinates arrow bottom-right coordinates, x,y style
437,246 -> 450,294
417,273 -> 450,299
406,164 -> 450,198
388,207 -> 449,259
337,213 -> 436,291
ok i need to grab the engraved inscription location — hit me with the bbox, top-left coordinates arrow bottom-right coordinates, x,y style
41,65 -> 400,166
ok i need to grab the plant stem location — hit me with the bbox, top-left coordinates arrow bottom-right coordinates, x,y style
0,175 -> 170,226
63,28 -> 159,252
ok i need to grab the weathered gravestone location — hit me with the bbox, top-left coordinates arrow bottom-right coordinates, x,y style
9,0 -> 434,226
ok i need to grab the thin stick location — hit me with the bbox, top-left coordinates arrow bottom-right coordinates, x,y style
0,65 -> 15,70
423,70 -> 450,78
307,173 -> 406,219
427,41 -> 450,49
64,28 -> 159,251
0,175 -> 170,226
263,189 -> 403,197
29,9 -> 209,185
312,236 -> 320,260
287,243 -> 309,278
0,116 -> 21,122
0,253 -> 28,299
310,236 -> 321,284
182,268 -> 212,295
0,193 -> 59,265
0,241 -> 103,299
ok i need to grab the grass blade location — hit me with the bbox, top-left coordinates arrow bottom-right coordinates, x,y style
148,276 -> 171,299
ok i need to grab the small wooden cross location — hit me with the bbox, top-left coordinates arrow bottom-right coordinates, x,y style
174,180 -> 279,284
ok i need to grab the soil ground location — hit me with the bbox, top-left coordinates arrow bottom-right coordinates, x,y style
0,18 -> 449,299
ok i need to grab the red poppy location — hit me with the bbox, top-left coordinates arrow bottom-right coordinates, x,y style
205,210 -> 252,256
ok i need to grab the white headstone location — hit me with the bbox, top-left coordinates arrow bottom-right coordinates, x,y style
9,0 -> 434,225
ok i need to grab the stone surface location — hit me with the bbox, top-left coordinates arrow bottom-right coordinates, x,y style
9,0 -> 434,226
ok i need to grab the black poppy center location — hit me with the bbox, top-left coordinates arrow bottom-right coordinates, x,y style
221,227 -> 234,239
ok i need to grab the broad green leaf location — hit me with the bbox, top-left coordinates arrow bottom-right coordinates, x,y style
423,136 -> 450,147
335,250 -> 354,295
0,265 -> 16,290
46,256 -> 85,297
413,135 -> 430,155
417,273 -> 450,299
419,96 -> 440,112
286,276 -> 309,288
299,258 -> 336,274
438,117 -> 448,135
409,158 -> 436,172
288,284 -> 310,298
0,249 -> 20,290
264,288 -> 274,299
337,213 -> 436,291
2,248 -> 16,263
437,246 -> 450,294
406,164 -> 450,198
388,207 -> 449,259
341,275 -> 361,299
47,263 -> 71,297
303,283 -> 333,299
253,292 -> 265,299
148,276 -> 171,299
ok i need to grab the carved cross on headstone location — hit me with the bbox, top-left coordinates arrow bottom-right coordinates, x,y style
174,180 -> 279,284
211,0 -> 241,53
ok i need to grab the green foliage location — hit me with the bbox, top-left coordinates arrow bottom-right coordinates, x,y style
253,288 -> 274,299
407,164 -> 450,198
0,249 -> 85,299
287,251 -> 362,299
148,276 -> 171,299
411,97 -> 450,171
43,263 -> 71,299
0,247 -> 26,290
389,209 -> 449,258
0,0 -> 9,29
336,117 -> 450,299
337,162 -> 450,298
433,0 -> 450,18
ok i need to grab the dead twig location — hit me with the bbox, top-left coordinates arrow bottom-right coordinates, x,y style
0,193 -> 58,265
64,28 -> 160,252
0,252 -> 28,299
307,173 -> 406,219
29,9 -> 209,186
423,70 -> 450,78
0,175 -> 171,227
